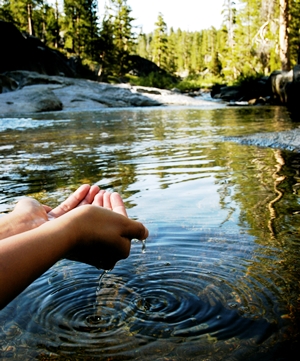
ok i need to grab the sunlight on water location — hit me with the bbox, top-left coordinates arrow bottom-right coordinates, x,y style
0,106 -> 299,360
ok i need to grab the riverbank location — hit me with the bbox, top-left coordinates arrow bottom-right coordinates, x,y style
1,70 -> 299,154
0,71 -> 220,115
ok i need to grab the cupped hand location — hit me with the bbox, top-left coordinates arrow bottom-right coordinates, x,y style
8,185 -> 102,236
65,200 -> 148,270
62,189 -> 147,270
48,184 -> 102,219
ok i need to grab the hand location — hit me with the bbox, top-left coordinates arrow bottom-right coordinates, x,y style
0,186 -> 148,309
48,184 -> 104,218
64,192 -> 147,270
0,184 -> 102,239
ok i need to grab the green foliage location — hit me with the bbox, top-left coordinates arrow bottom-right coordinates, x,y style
0,0 -> 15,23
152,13 -> 168,69
289,0 -> 300,66
100,0 -> 135,77
233,73 -> 265,87
176,74 -> 224,91
1,0 -> 300,86
128,71 -> 177,89
135,27 -> 223,78
63,0 -> 99,59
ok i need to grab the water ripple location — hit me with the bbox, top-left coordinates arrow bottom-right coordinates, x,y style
0,224 -> 288,360
0,108 -> 299,360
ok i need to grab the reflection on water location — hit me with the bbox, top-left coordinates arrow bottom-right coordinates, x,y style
0,106 -> 299,360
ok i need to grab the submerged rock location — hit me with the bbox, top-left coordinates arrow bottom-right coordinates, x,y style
224,128 -> 300,153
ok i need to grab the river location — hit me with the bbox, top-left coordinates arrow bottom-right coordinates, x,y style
0,105 -> 299,360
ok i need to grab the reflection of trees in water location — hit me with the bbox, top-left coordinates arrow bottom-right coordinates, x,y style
212,140 -> 300,331
267,150 -> 285,240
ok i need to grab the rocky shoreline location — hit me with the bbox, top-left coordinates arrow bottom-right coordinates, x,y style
0,70 -> 220,115
0,70 -> 299,154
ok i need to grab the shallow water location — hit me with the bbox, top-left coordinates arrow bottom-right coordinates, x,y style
0,105 -> 300,360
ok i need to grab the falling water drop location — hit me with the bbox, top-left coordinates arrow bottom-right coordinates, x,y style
141,239 -> 146,253
133,238 -> 147,253
96,269 -> 109,296
87,270 -> 109,324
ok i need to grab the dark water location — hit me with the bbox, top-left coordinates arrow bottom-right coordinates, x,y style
0,105 -> 300,360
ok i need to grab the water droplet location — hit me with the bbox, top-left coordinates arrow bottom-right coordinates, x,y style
141,239 -> 146,253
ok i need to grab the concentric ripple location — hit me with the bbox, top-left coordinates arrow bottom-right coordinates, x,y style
0,225 -> 290,360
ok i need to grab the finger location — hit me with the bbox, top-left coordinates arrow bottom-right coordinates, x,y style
126,220 -> 149,241
48,184 -> 90,218
43,205 -> 52,213
103,191 -> 112,210
110,192 -> 128,217
78,185 -> 100,206
92,190 -> 106,207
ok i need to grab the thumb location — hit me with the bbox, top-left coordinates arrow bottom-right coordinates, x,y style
126,219 -> 149,241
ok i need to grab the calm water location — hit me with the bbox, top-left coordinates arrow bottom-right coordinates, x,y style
0,105 -> 299,360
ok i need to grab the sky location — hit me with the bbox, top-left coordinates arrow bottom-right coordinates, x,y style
99,0 -> 225,33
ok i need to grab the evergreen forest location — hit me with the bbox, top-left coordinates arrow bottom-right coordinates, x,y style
0,0 -> 299,89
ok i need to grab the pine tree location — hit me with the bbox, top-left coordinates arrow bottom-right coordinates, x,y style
180,31 -> 192,73
208,28 -> 223,76
279,0 -> 290,70
152,13 -> 168,69
97,15 -> 116,78
106,0 -> 135,75
0,0 -> 39,34
135,33 -> 148,59
190,31 -> 202,74
167,27 -> 178,74
222,0 -> 236,48
32,1 -> 60,47
289,0 -> 300,66
63,0 -> 99,60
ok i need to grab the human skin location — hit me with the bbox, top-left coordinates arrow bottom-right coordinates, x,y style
0,184 -> 104,239
0,185 -> 148,309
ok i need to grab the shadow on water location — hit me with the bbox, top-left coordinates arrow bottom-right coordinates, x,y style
0,105 -> 299,360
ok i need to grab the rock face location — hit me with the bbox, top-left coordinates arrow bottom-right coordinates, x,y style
268,66 -> 300,118
210,78 -> 269,105
269,70 -> 293,104
0,21 -> 76,77
0,85 -> 63,113
286,65 -> 300,116
0,71 -> 217,114
211,66 -> 300,115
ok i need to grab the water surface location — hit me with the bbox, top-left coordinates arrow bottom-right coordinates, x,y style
0,105 -> 299,360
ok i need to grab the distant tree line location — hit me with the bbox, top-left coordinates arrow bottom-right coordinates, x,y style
137,0 -> 300,81
0,0 -> 299,83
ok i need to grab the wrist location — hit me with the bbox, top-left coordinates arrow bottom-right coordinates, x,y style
0,212 -> 29,240
37,212 -> 80,257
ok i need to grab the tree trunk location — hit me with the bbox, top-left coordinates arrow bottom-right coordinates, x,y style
279,0 -> 290,71
27,3 -> 34,36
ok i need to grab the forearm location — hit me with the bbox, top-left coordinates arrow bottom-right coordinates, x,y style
0,204 -> 148,310
0,216 -> 76,309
